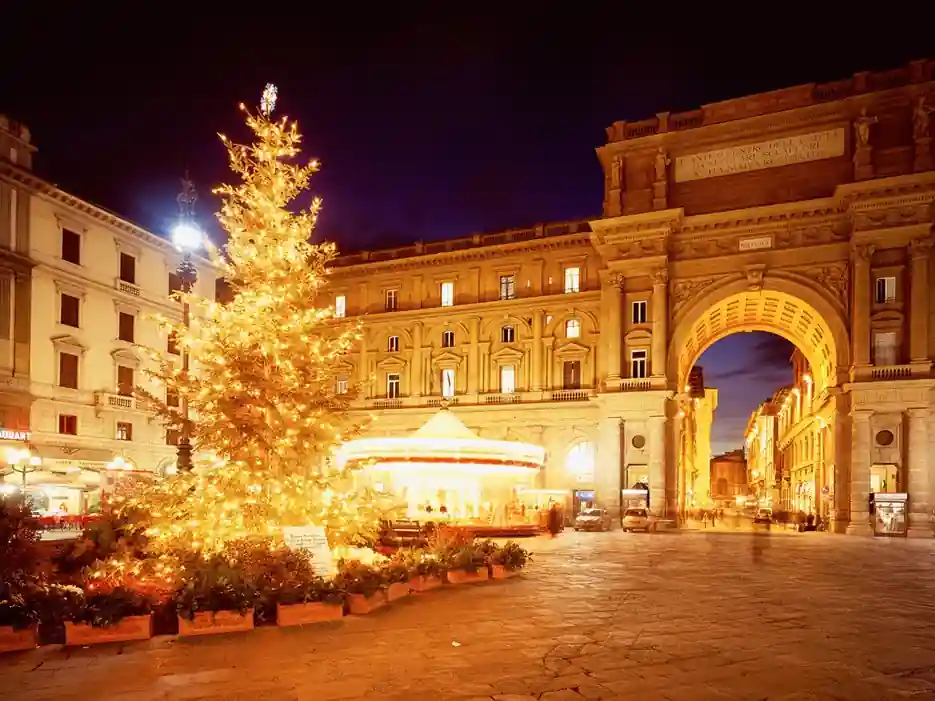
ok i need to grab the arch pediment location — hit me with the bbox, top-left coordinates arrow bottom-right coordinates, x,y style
870,309 -> 904,326
554,341 -> 590,360
491,346 -> 524,364
51,334 -> 86,352
376,355 -> 407,372
111,347 -> 141,365
625,329 -> 652,344
431,350 -> 463,369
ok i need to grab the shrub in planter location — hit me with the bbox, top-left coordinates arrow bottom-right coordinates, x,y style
398,548 -> 445,592
64,586 -> 153,645
334,560 -> 387,614
174,554 -> 257,636
443,545 -> 489,584
275,578 -> 344,626
53,513 -> 145,582
0,500 -> 43,584
487,541 -> 530,578
380,554 -> 412,601
0,586 -> 38,652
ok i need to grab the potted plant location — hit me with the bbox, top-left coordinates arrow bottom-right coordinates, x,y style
0,501 -> 44,652
0,586 -> 38,653
381,555 -> 412,602
443,545 -> 489,585
487,541 -> 530,579
64,586 -> 153,646
174,554 -> 256,637
334,560 -> 386,615
275,577 -> 344,627
407,550 -> 445,593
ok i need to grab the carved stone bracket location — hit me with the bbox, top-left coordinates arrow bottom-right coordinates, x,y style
909,236 -> 934,260
851,243 -> 875,263
650,268 -> 669,286
609,272 -> 626,289
797,262 -> 850,311
744,264 -> 766,291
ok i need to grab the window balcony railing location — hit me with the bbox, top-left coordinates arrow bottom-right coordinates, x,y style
94,392 -> 149,413
550,389 -> 591,402
116,279 -> 141,297
852,362 -> 931,382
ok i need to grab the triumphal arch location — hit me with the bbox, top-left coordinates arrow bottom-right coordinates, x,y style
332,60 -> 935,535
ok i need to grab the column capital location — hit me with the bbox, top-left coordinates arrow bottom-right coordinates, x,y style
908,407 -> 930,420
909,236 -> 934,261
651,268 -> 669,286
600,270 -> 625,290
850,408 -> 873,422
850,242 -> 875,263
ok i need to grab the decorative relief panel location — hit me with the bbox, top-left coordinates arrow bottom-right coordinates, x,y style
671,277 -> 717,317
671,223 -> 847,261
792,261 -> 850,311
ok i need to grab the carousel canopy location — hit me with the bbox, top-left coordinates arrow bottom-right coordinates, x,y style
338,407 -> 545,473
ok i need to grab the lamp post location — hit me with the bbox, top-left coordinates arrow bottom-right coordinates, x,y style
171,174 -> 202,472
4,448 -> 41,503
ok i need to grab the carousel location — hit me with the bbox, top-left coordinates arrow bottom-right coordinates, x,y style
337,405 -> 546,536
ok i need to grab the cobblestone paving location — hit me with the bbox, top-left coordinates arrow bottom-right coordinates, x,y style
5,531 -> 935,700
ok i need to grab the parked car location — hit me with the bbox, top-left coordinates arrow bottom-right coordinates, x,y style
753,508 -> 773,525
621,507 -> 655,532
574,508 -> 612,532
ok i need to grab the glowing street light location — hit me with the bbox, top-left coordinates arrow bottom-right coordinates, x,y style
172,174 -> 202,473
3,448 -> 41,502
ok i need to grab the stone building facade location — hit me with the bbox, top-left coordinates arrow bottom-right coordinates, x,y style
334,59 -> 935,535
0,118 -> 215,511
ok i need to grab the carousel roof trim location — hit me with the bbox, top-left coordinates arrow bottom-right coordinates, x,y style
411,407 -> 479,440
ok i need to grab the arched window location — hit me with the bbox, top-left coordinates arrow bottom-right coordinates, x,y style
565,318 -> 581,338
442,330 -> 455,348
501,325 -> 515,343
565,442 -> 595,483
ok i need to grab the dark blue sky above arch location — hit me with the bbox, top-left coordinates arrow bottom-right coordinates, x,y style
1,8 -> 922,450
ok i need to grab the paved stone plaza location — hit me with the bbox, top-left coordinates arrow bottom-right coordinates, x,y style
5,531 -> 935,701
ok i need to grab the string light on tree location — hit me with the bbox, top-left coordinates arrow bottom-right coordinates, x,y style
111,84 -> 383,563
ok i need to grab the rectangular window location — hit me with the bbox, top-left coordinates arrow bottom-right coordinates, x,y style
385,289 -> 398,312
58,414 -> 77,435
565,318 -> 581,338
564,267 -> 580,294
119,252 -> 136,284
61,228 -> 81,265
501,326 -> 515,343
334,294 -> 346,318
441,368 -> 456,398
336,375 -> 348,394
169,272 -> 183,297
116,421 -> 133,441
631,349 -> 648,379
632,300 -> 647,324
166,389 -> 180,408
499,275 -> 516,300
117,365 -> 134,396
562,361 -> 581,390
442,330 -> 455,348
60,293 -> 80,328
440,281 -> 455,307
874,276 -> 896,304
59,352 -> 78,389
388,335 -> 399,352
500,365 -> 516,394
166,429 -> 181,446
387,373 -> 400,398
873,331 -> 898,366
167,331 -> 180,355
118,312 -> 134,343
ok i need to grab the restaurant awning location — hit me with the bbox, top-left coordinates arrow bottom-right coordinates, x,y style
33,445 -> 115,467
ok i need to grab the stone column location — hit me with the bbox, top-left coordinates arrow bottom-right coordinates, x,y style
531,309 -> 544,391
602,275 -> 622,384
648,415 -> 667,515
651,268 -> 668,378
907,408 -> 931,537
847,409 -> 873,535
467,316 -> 480,394
851,244 -> 874,370
411,322 -> 423,397
358,332 -> 370,397
597,417 -> 622,519
909,238 -> 932,363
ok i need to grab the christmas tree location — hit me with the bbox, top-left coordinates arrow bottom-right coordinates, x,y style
121,85 -> 380,558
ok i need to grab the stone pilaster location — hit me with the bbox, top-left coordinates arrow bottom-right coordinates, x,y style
648,415 -> 666,515
909,238 -> 932,363
847,410 -> 873,535
651,268 -> 668,378
411,322 -> 423,397
597,417 -> 622,519
467,316 -> 480,394
907,408 -> 931,537
601,274 -> 622,385
851,244 -> 874,370
531,309 -> 544,391
358,331 -> 370,397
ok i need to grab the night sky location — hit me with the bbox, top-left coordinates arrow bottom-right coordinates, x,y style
2,9 -> 926,452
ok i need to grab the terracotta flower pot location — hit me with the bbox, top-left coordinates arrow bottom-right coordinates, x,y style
65,615 -> 153,646
276,602 -> 344,627
177,609 -> 254,637
410,575 -> 442,593
347,591 -> 386,615
446,568 -> 489,585
0,625 -> 38,653
489,564 -> 521,580
385,582 -> 411,602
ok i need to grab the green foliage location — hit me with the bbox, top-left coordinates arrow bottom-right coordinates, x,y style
67,587 -> 152,628
0,499 -> 43,586
173,553 -> 258,620
53,514 -> 145,580
333,560 -> 386,597
487,541 -> 531,571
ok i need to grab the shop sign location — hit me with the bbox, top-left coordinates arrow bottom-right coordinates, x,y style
0,429 -> 29,441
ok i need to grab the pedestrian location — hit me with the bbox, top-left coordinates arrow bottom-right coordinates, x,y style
701,510 -> 708,528
547,503 -> 563,538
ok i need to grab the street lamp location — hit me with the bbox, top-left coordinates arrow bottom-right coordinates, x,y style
3,448 -> 41,503
171,174 -> 202,472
